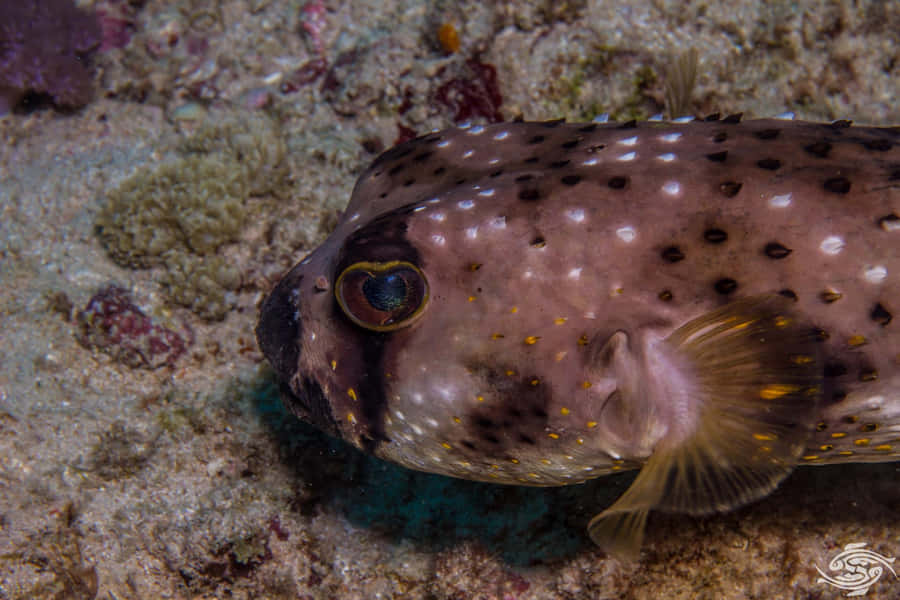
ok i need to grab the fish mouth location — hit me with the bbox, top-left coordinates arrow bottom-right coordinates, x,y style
256,265 -> 304,383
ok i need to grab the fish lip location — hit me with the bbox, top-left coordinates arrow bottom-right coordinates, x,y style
256,265 -> 304,383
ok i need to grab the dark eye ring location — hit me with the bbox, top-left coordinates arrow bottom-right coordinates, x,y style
335,261 -> 429,331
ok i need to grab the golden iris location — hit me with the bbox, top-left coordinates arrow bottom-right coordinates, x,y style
335,261 -> 429,331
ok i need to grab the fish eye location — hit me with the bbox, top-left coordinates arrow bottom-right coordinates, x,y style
335,261 -> 429,331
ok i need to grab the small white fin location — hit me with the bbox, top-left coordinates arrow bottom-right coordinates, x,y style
588,296 -> 823,560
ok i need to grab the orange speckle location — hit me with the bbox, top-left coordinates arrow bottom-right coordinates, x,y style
476,395 -> 485,403
530,378 -> 540,386
510,306 -> 518,314
347,388 -> 358,401
581,381 -> 592,389
453,416 -> 461,424
524,335 -> 540,345
548,432 -> 559,439
491,333 -> 505,340
854,438 -> 870,447
560,407 -> 570,415
438,22 -> 461,54
577,334 -> 589,346
554,317 -> 568,325
509,457 -> 519,464
576,438 -> 584,445
441,442 -> 452,450
831,432 -> 847,438
587,421 -> 598,428
505,369 -> 516,376
874,444 -> 893,451
848,335 -> 867,347
330,359 -> 337,371
468,295 -> 476,302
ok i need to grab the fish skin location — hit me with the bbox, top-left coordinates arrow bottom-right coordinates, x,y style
257,117 -> 899,554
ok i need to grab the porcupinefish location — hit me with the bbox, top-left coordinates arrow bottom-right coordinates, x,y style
256,116 -> 899,558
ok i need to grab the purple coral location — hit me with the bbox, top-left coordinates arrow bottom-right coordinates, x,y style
75,286 -> 187,369
434,58 -> 504,124
0,0 -> 101,112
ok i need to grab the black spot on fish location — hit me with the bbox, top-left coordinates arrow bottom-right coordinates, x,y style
515,174 -> 534,183
714,278 -> 738,294
402,178 -> 415,187
824,362 -> 848,377
461,440 -> 477,450
756,158 -> 782,170
661,246 -> 685,262
723,113 -> 743,123
542,118 -> 566,128
871,303 -> 892,326
561,174 -> 581,186
860,423 -> 879,433
388,163 -> 405,176
706,151 -> 728,162
413,151 -> 433,162
490,170 -> 503,178
549,159 -> 571,169
620,120 -> 637,128
713,131 -> 728,143
755,128 -> 780,140
704,113 -> 720,121
719,181 -> 742,197
764,242 -> 792,259
530,235 -> 546,247
561,139 -> 581,149
518,433 -> 537,445
608,176 -> 628,189
524,156 -> 539,164
518,188 -> 541,202
578,123 -> 598,133
830,120 -> 852,129
824,176 -> 851,194
863,138 -> 892,151
433,166 -> 446,176
704,228 -> 728,243
813,327 -> 830,342
658,289 -> 673,302
778,289 -> 798,301
527,135 -> 546,145
804,141 -> 831,158
379,192 -> 388,199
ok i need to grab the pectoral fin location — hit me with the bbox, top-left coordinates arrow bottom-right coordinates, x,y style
588,296 -> 822,560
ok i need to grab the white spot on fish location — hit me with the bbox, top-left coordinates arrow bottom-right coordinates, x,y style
662,181 -> 681,196
310,332 -> 316,341
489,158 -> 500,165
657,153 -> 676,162
820,236 -> 845,255
462,149 -> 474,159
458,121 -> 472,129
617,151 -> 637,161
300,256 -> 312,265
349,212 -> 361,221
616,226 -> 636,242
568,267 -> 582,279
431,234 -> 446,245
583,157 -> 599,166
660,132 -> 682,142
522,270 -> 533,279
469,125 -> 485,134
426,197 -> 441,204
437,139 -> 451,148
566,208 -> 586,223
649,113 -> 664,121
411,424 -> 424,435
412,393 -> 424,405
864,265 -> 888,283
458,199 -> 475,210
493,130 -> 509,140
673,116 -> 694,123
775,111 -> 796,120
882,218 -> 900,232
425,417 -> 440,428
863,395 -> 884,409
478,189 -> 495,197
429,212 -> 446,222
413,205 -> 427,212
619,136 -> 639,146
394,410 -> 406,421
466,226 -> 478,239
584,311 -> 596,319
769,192 -> 793,208
593,113 -> 610,123
489,216 -> 506,229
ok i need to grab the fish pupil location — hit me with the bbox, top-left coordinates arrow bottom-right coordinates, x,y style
363,273 -> 408,311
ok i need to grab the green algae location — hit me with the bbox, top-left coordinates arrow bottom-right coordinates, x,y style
95,110 -> 287,320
